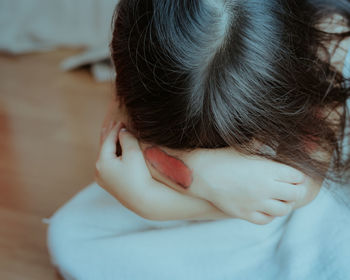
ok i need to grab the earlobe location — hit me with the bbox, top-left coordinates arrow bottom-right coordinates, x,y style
143,146 -> 193,189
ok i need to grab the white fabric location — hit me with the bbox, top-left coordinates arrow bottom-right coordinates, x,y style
46,53 -> 350,280
46,181 -> 350,280
0,0 -> 117,53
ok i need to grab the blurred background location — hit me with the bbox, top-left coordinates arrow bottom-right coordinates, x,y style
0,0 -> 119,278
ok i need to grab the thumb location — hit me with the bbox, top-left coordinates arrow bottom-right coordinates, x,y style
118,128 -> 151,179
100,121 -> 122,161
118,128 -> 144,163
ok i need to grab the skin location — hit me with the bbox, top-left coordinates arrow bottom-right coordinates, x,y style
143,147 -> 193,189
102,100 -> 308,211
100,100 -> 198,196
97,120 -> 306,223
97,123 -> 233,221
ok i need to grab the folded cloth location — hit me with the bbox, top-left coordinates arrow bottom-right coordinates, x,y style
46,180 -> 350,280
60,46 -> 115,82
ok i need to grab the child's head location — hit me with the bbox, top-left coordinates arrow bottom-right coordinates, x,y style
111,0 -> 350,180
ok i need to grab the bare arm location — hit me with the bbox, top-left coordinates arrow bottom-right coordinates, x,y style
97,115 -> 306,225
142,145 -> 320,212
101,99 -> 308,207
98,99 -> 232,221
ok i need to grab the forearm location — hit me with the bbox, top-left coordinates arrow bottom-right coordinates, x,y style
113,175 -> 232,221
140,191 -> 231,221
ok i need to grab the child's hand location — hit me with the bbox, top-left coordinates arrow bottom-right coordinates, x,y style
99,99 -> 125,147
95,122 -> 231,221
185,148 -> 310,223
95,121 -> 320,225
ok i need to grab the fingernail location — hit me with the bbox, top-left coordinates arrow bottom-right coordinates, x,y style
120,127 -> 127,132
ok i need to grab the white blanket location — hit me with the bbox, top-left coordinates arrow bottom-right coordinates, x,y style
45,50 -> 350,280
46,180 -> 350,280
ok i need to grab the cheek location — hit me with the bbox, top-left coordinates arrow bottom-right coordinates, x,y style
144,147 -> 193,189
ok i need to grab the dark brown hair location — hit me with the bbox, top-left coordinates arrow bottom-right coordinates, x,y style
111,0 -> 350,182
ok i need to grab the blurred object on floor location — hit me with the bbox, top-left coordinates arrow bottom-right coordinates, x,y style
60,46 -> 115,82
0,0 -> 119,81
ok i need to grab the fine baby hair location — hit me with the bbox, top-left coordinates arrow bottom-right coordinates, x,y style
111,0 -> 350,182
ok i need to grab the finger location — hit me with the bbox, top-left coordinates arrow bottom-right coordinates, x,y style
271,183 -> 304,202
249,212 -> 275,225
261,200 -> 294,217
270,182 -> 301,202
274,165 -> 305,184
100,121 -> 123,161
118,128 -> 144,163
272,183 -> 299,201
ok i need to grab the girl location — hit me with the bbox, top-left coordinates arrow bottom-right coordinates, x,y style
48,0 -> 350,279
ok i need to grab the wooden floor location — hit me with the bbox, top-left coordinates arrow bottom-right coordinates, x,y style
0,50 -> 112,279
